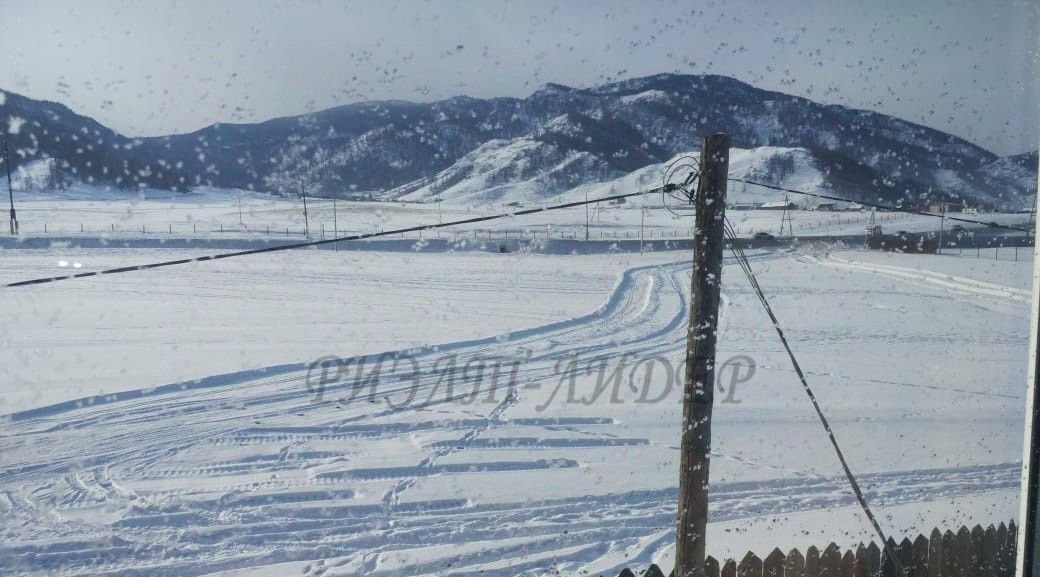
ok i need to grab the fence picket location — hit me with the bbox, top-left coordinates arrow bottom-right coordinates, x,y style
787,549 -> 807,577
764,548 -> 785,577
706,555 -> 721,577
822,544 -> 842,577
866,542 -> 881,577
942,531 -> 957,577
980,525 -> 997,577
854,545 -> 869,577
955,527 -> 971,577
968,525 -> 985,577
881,539 -> 899,577
1003,522 -> 1017,577
723,559 -> 737,577
928,529 -> 944,577
911,534 -> 929,577
840,551 -> 855,577
896,538 -> 913,577
995,523 -> 1008,577
806,546 -> 821,577
739,553 -> 763,577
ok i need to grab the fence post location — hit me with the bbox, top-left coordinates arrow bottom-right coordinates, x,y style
675,133 -> 729,577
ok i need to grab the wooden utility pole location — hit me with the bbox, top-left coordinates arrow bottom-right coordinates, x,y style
675,133 -> 729,577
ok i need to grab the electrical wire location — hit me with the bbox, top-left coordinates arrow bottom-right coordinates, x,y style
3,185 -> 677,288
660,158 -> 699,217
722,218 -> 905,575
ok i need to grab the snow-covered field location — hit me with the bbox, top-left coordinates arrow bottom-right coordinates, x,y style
7,185 -> 1030,242
0,215 -> 1031,577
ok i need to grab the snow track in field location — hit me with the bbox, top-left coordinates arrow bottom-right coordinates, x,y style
0,250 -> 1025,577
806,254 -> 1030,303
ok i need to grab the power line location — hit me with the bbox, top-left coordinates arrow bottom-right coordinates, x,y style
732,177 -> 1033,233
4,185 -> 675,288
722,218 -> 905,576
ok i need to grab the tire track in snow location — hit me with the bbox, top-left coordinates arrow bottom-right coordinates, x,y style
804,254 -> 1029,304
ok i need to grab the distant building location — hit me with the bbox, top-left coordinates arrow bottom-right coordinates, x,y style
729,202 -> 760,211
814,202 -> 837,211
759,200 -> 797,211
928,201 -> 962,213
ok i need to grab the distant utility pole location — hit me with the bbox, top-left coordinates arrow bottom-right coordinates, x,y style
5,135 -> 17,235
333,195 -> 338,251
937,199 -> 946,255
300,182 -> 310,237
238,193 -> 244,226
779,194 -> 793,237
675,133 -> 729,577
585,190 -> 590,241
1029,192 -> 1037,244
639,205 -> 646,253
865,208 -> 877,249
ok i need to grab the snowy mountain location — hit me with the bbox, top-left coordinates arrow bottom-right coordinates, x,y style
0,74 -> 1036,208
0,91 -> 189,191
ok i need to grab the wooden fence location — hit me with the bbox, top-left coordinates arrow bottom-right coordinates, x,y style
618,522 -> 1017,577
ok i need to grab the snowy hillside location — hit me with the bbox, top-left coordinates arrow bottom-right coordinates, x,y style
971,153 -> 1040,209
394,112 -> 663,204
399,145 -> 829,207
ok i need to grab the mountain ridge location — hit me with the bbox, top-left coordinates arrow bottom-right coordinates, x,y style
0,73 -> 1035,208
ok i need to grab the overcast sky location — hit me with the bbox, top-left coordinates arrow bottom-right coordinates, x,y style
1,0 -> 1037,154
